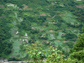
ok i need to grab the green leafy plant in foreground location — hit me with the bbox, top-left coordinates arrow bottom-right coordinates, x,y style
24,41 -> 59,63
24,42 -> 45,63
24,41 -> 84,63
45,51 -> 83,63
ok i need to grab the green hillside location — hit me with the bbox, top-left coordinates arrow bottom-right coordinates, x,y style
0,0 -> 84,62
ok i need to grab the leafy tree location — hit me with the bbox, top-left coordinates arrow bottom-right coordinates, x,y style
45,51 -> 80,63
24,42 -> 45,63
70,50 -> 84,62
70,28 -> 84,62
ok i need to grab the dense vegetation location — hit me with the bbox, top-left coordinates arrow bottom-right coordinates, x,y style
0,0 -> 84,63
0,9 -> 12,58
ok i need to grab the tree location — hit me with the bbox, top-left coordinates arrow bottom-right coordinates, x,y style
70,28 -> 84,62
24,42 -> 45,63
45,51 -> 79,63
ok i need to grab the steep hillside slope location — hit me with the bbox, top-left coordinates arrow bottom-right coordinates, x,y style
0,0 -> 84,59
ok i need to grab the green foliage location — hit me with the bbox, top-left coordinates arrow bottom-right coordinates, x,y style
0,40 -> 12,58
0,0 -> 84,61
70,28 -> 84,62
70,50 -> 84,61
64,32 -> 77,40
45,51 -> 64,63
45,51 -> 83,63
73,34 -> 84,51
0,16 -> 12,58
24,42 -> 45,62
24,42 -> 59,62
